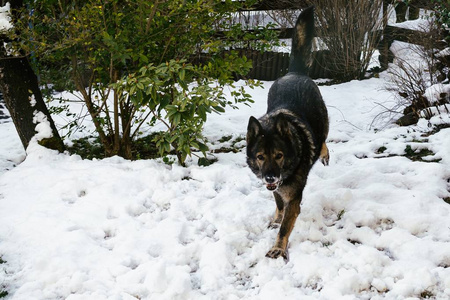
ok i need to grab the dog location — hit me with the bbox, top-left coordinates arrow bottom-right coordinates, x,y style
246,6 -> 329,260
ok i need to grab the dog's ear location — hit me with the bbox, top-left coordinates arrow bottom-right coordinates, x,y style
275,114 -> 292,137
247,116 -> 262,143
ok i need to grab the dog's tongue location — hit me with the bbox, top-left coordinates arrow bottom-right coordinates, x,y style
266,183 -> 277,191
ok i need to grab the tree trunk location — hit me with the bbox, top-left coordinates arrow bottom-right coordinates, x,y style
0,56 -> 65,152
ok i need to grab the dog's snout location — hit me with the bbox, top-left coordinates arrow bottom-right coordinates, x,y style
265,176 -> 276,184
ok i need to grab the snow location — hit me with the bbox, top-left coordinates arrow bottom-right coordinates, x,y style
0,3 -> 12,32
425,84 -> 450,105
32,111 -> 53,142
1,33 -> 450,300
391,8 -> 434,32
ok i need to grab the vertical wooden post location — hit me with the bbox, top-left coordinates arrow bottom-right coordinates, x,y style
380,0 -> 390,70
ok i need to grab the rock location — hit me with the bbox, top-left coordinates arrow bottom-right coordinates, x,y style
396,112 -> 419,126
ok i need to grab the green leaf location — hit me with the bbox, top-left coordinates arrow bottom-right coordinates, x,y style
140,54 -> 149,64
183,144 -> 191,156
179,68 -> 185,81
164,142 -> 171,153
172,112 -> 181,126
179,80 -> 189,91
198,157 -> 212,167
190,141 -> 199,149
198,142 -> 209,153
214,106 -> 226,113
197,106 -> 207,121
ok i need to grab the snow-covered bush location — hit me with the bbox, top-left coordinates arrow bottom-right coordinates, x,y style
386,16 -> 449,126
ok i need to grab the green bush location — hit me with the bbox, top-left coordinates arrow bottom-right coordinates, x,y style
10,0 -> 274,164
112,58 -> 257,165
432,0 -> 450,30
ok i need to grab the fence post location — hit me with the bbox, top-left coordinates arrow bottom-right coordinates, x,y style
380,0 -> 391,69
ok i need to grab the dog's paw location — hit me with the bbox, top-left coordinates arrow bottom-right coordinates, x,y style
267,221 -> 281,229
266,247 -> 289,261
320,154 -> 329,166
320,143 -> 330,166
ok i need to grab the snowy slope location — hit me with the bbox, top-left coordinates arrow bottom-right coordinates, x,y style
1,67 -> 449,299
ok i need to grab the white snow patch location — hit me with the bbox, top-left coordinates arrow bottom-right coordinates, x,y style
32,111 -> 53,142
0,3 -> 12,31
29,95 -> 37,107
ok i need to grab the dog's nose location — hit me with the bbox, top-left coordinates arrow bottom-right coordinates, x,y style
265,176 -> 276,184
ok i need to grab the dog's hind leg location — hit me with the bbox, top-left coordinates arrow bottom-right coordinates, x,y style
268,193 -> 284,229
319,142 -> 329,166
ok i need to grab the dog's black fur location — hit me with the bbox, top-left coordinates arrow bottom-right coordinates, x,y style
246,6 -> 329,260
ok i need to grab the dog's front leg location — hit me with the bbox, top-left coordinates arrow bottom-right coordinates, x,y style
266,197 -> 301,260
268,193 -> 284,229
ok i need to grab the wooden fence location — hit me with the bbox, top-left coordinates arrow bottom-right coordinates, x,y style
194,49 -> 332,81
239,49 -> 331,80
232,0 -> 446,81
241,50 -> 289,81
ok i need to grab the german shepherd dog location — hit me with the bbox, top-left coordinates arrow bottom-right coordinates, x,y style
246,6 -> 329,260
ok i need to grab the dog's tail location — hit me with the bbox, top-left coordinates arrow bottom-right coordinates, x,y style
288,6 -> 315,74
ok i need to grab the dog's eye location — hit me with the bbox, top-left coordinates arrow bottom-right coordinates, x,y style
256,154 -> 264,161
275,153 -> 283,160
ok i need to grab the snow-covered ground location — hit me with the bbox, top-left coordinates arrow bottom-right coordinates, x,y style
1,39 -> 450,299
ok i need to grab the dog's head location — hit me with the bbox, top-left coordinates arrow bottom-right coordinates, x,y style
246,115 -> 301,191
